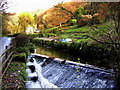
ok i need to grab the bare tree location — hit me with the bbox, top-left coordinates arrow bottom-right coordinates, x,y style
0,0 -> 9,13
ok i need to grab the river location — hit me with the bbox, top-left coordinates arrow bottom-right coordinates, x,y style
35,45 -> 80,62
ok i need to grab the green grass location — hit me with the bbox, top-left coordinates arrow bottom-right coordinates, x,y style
62,25 -> 90,33
58,21 -> 115,44
42,20 -> 115,45
59,25 -> 93,44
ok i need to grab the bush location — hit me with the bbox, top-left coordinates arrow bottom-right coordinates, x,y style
15,33 -> 30,47
70,19 -> 77,25
32,38 -> 111,66
21,63 -> 27,81
28,33 -> 43,38
13,53 -> 27,62
46,27 -> 59,34
28,43 -> 35,53
16,47 -> 30,57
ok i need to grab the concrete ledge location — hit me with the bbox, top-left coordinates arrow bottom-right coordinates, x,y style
31,53 -> 115,74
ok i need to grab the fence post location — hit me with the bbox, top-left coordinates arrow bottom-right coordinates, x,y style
5,46 -> 8,60
10,44 -> 12,52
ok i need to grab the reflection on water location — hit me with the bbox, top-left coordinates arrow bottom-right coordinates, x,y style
35,45 -> 78,61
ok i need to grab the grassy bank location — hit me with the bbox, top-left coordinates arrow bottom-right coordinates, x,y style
2,33 -> 35,89
2,60 -> 27,89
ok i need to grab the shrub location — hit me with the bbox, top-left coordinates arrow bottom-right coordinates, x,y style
15,33 -> 30,47
16,47 -> 30,57
7,33 -> 20,37
13,53 -> 27,62
46,27 -> 59,34
32,38 -> 110,66
28,33 -> 43,38
21,63 -> 27,81
70,19 -> 77,25
28,43 -> 35,53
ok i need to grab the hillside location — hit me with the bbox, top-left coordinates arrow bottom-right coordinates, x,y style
37,2 -> 88,29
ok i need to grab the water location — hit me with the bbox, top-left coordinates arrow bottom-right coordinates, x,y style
0,37 -> 12,55
26,54 -> 116,88
35,45 -> 79,61
26,56 -> 59,88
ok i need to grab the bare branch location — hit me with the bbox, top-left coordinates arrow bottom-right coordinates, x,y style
82,35 -> 120,45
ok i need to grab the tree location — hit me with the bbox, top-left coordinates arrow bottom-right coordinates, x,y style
0,0 -> 9,13
74,7 -> 86,19
18,12 -> 34,32
54,3 -> 92,27
33,14 -> 38,28
107,2 -> 120,36
1,0 -> 12,35
54,3 -> 75,19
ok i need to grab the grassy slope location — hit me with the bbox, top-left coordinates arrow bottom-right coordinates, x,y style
60,25 -> 92,43
57,21 -> 114,44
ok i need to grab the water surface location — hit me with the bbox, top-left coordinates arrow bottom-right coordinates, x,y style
35,45 -> 79,61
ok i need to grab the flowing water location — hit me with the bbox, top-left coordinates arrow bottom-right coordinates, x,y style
0,37 -> 12,55
26,56 -> 59,88
26,54 -> 116,88
1,37 -> 116,88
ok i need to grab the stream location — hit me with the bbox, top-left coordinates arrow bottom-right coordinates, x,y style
26,54 -> 116,88
35,45 -> 80,61
26,45 -> 116,88
1,37 -> 117,88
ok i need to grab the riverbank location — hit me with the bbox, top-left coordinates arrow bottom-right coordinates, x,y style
2,60 -> 26,89
32,38 -> 113,69
32,38 -> 120,88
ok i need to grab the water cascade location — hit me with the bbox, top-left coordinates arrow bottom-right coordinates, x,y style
26,54 -> 116,88
0,37 -> 13,55
26,56 -> 59,88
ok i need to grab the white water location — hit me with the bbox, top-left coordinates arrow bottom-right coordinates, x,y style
25,54 -> 116,88
26,57 -> 59,88
0,37 -> 12,55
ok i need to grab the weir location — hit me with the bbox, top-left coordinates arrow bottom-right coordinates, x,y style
26,53 -> 116,88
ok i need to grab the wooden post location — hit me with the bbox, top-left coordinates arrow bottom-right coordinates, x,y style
10,44 -> 12,52
5,46 -> 8,60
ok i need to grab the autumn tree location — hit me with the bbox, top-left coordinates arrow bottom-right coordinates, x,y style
54,2 -> 90,27
0,0 -> 11,36
37,14 -> 48,29
33,14 -> 39,28
37,2 -> 87,28
17,12 -> 34,32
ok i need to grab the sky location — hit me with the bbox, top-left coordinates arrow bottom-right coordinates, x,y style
7,0 -> 118,14
6,0 -> 72,14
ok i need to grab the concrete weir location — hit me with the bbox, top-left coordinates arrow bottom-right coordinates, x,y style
26,53 -> 116,88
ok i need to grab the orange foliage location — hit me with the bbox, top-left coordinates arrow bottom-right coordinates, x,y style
37,2 -> 87,28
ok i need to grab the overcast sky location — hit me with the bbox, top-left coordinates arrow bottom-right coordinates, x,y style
6,0 -> 71,14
